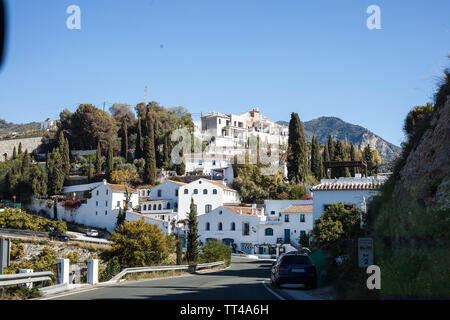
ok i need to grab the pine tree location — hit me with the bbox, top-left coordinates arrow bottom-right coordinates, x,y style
186,198 -> 199,264
88,157 -> 94,182
95,142 -> 102,175
287,112 -> 308,183
135,117 -> 143,159
144,122 -> 157,185
106,140 -> 114,182
121,120 -> 128,161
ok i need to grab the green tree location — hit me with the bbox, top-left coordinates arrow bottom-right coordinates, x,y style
110,219 -> 172,267
186,198 -> 199,263
18,142 -> 23,155
323,143 -> 330,178
12,146 -> 17,160
327,135 -> 335,161
287,112 -> 308,183
363,144 -> 376,176
106,140 -> 114,182
311,136 -> 323,180
350,144 -> 357,177
95,142 -> 102,175
135,117 -> 143,159
88,157 -> 93,182
144,122 -> 156,185
120,120 -> 129,161
47,149 -> 65,195
176,235 -> 183,265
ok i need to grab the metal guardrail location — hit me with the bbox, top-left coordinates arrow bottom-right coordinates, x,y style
109,261 -> 225,282
0,227 -> 47,238
0,271 -> 53,286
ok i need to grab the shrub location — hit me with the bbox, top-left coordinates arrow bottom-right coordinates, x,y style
10,243 -> 25,260
0,208 -> 67,232
200,240 -> 231,267
99,256 -> 121,282
62,251 -> 79,264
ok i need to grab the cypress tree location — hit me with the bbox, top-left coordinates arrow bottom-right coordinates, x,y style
363,144 -> 375,176
22,149 -> 31,174
95,142 -> 102,175
121,120 -> 128,161
53,201 -> 58,220
163,134 -> 170,169
311,137 -> 322,180
323,144 -> 330,178
176,235 -> 183,265
350,144 -> 356,177
332,140 -> 348,178
47,149 -> 65,195
287,112 -> 308,183
327,135 -> 335,161
64,137 -> 70,176
18,142 -> 23,155
136,117 -> 143,159
106,140 -> 114,182
144,122 -> 157,185
12,146 -> 17,160
88,157 -> 94,182
186,198 -> 199,264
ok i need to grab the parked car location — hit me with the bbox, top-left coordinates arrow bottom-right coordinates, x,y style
86,229 -> 99,237
271,253 -> 317,289
48,231 -> 71,242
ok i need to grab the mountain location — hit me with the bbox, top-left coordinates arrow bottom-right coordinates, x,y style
277,116 -> 401,162
0,118 -> 41,136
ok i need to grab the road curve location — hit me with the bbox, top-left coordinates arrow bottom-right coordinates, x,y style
47,257 -> 279,300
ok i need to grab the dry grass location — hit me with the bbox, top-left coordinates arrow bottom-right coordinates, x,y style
122,265 -> 226,282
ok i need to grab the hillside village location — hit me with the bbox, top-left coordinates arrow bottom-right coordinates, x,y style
0,105 -> 388,256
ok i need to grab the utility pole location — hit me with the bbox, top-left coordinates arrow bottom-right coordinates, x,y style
144,86 -> 148,105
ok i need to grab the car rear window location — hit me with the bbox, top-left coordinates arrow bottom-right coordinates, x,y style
281,255 -> 311,265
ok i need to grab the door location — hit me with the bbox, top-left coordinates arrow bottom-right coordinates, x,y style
284,229 -> 290,243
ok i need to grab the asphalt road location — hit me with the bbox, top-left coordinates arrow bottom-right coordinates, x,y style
47,257 -> 281,300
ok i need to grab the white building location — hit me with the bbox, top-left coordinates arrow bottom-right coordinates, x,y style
177,178 -> 240,220
29,180 -> 139,232
310,175 -> 388,221
184,153 -> 235,185
197,201 -> 313,255
138,180 -> 186,222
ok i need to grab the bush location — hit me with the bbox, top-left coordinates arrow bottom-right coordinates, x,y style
0,208 -> 67,232
62,251 -> 79,264
10,243 -> 25,260
99,256 -> 121,282
200,240 -> 231,267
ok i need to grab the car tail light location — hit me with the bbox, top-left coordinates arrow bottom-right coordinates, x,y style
307,266 -> 316,273
278,265 -> 287,271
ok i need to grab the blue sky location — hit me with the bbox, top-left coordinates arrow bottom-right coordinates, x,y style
0,0 -> 449,145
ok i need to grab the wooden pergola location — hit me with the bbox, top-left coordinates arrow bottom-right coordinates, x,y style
323,161 -> 368,177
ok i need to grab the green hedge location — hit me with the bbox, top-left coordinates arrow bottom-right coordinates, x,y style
0,208 -> 67,232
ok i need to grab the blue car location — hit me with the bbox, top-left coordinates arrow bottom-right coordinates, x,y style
271,253 -> 317,289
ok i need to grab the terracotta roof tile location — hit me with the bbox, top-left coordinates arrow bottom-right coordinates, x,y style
202,179 -> 236,192
105,184 -> 136,193
281,205 -> 313,213
223,205 -> 262,216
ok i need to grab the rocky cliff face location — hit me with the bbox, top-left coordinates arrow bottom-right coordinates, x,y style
399,96 -> 450,210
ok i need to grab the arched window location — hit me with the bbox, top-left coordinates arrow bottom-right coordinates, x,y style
231,222 -> 236,231
213,189 -> 217,194
167,203 -> 171,209
265,228 -> 274,236
153,204 -> 156,210
205,204 -> 212,213
218,222 -> 223,231
158,204 -> 162,210
205,222 -> 210,231
184,189 -> 188,194
203,189 -> 208,194
193,189 -> 198,194
143,204 -> 147,211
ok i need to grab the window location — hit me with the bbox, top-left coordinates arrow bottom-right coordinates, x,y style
212,160 -> 216,166
167,203 -> 171,209
157,190 -> 162,197
96,190 -> 99,196
199,161 -> 202,166
203,189 -> 208,194
205,204 -> 212,213
147,190 -> 150,196
285,214 -> 289,222
105,211 -> 107,215
153,204 -> 157,210
218,222 -> 223,231
96,201 -> 98,207
184,189 -> 188,194
158,204 -> 162,210
300,214 -> 305,223
106,189 -> 108,195
243,223 -> 250,236
95,211 -> 98,216
231,222 -> 236,231
265,228 -> 274,236
300,230 -> 306,237
117,201 -> 120,207
175,203 -> 178,209
143,204 -> 147,210
175,190 -> 178,196
194,189 -> 198,194
205,222 -> 210,231
218,119 -> 221,124
213,189 -> 217,195
105,201 -> 108,207
270,211 -> 275,215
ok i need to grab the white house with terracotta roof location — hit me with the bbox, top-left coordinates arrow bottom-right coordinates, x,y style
177,178 -> 240,220
310,175 -> 388,221
29,180 -> 139,232
126,212 -> 171,234
184,153 -> 235,185
197,200 -> 313,254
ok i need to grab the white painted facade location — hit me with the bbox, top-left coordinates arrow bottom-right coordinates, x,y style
29,181 -> 139,232
310,176 -> 388,221
184,153 -> 235,185
177,179 -> 240,220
